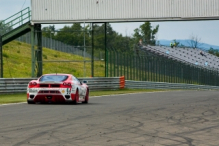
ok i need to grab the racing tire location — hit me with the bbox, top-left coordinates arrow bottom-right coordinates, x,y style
82,89 -> 89,104
73,89 -> 79,104
27,100 -> 35,104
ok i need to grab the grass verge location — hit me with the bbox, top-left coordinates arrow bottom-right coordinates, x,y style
0,89 -> 168,104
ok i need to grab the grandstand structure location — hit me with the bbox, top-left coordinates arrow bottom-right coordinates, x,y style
141,45 -> 219,71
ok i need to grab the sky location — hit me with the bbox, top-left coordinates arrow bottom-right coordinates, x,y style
1,0 -> 219,46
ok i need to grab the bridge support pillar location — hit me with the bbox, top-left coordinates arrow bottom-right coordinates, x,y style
31,24 -> 42,77
35,24 -> 42,77
0,35 -> 2,78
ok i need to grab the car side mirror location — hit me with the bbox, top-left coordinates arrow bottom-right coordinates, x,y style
82,80 -> 88,84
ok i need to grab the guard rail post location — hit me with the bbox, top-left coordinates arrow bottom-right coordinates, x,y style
120,76 -> 125,89
0,35 -> 2,78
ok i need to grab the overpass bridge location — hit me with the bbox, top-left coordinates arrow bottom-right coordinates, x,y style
1,0 -> 219,78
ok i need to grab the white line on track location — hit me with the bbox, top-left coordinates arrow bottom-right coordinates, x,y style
0,91 -> 173,107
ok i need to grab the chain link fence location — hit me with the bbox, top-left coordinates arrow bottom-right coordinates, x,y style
16,32 -> 93,58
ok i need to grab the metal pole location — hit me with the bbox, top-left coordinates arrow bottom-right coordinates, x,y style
83,22 -> 86,77
91,23 -> 94,77
0,35 -> 3,78
36,24 -> 42,77
104,22 -> 107,77
31,25 -> 35,77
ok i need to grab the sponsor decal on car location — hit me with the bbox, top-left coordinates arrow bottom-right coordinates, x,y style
61,89 -> 65,94
67,88 -> 71,94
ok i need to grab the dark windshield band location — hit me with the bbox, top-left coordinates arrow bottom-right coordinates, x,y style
39,75 -> 68,82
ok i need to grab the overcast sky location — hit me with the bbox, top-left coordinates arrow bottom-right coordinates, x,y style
1,0 -> 219,46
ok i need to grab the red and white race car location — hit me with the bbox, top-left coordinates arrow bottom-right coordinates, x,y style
27,73 -> 89,104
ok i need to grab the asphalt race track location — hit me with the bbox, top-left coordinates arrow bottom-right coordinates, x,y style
0,91 -> 219,146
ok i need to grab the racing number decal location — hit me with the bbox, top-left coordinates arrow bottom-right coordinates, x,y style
67,88 -> 71,94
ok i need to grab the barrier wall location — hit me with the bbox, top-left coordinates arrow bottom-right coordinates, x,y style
0,77 -> 218,94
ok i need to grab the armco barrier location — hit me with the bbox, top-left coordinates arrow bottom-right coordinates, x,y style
125,80 -> 219,90
0,77 -> 121,94
1,78 -> 219,94
119,76 -> 125,89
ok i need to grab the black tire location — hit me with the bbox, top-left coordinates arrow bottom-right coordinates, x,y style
27,100 -> 35,104
73,89 -> 79,104
82,89 -> 89,104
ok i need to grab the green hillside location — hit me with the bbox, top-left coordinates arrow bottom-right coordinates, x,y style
2,41 -> 105,78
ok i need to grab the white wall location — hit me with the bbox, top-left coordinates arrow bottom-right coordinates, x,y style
31,0 -> 219,24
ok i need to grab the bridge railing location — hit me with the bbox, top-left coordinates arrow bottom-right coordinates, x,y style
0,7 -> 31,36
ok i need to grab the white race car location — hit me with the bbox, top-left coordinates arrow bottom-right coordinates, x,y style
27,73 -> 89,104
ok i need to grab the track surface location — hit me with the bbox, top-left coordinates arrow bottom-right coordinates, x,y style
0,91 -> 219,146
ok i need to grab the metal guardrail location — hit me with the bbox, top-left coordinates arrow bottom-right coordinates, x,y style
126,80 -> 219,90
1,78 -> 219,94
0,77 -> 120,94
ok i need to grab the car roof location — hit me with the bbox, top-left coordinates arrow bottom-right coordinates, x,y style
42,73 -> 73,76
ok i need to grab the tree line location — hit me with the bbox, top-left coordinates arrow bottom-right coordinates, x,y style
41,22 -> 159,52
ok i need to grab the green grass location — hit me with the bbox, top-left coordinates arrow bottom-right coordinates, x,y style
0,89 -> 168,104
2,41 -> 105,78
0,93 -> 27,104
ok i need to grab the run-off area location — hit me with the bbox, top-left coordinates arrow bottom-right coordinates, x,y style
0,90 -> 219,146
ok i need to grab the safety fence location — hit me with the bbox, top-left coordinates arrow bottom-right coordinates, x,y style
0,77 -> 218,94
106,48 -> 219,86
0,77 -> 121,94
16,32 -> 93,59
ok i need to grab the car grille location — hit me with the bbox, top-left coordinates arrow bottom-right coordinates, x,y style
39,84 -> 60,88
39,90 -> 60,94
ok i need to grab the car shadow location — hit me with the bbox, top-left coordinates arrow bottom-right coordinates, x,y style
32,102 -> 101,106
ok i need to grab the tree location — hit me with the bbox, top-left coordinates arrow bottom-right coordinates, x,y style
187,34 -> 202,49
208,47 -> 219,57
133,22 -> 159,45
41,23 -> 134,53
54,23 -> 85,46
42,25 -> 56,38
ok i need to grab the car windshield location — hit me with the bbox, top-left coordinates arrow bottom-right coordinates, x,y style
39,75 -> 68,82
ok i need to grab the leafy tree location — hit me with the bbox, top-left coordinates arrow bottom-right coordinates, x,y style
133,22 -> 159,45
42,25 -> 56,38
208,47 -> 219,57
42,23 -> 134,53
55,23 -> 85,46
89,23 -> 133,52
